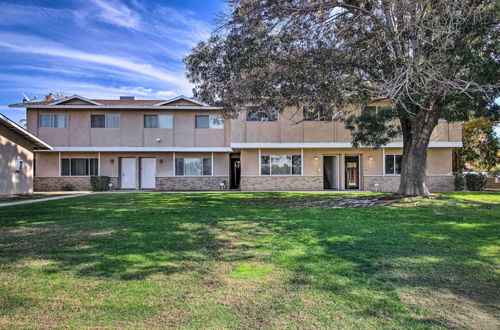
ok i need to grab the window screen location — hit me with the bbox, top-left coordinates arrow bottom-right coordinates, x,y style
106,114 -> 120,128
144,115 -> 158,128
91,115 -> 105,128
195,115 -> 210,128
246,107 -> 278,121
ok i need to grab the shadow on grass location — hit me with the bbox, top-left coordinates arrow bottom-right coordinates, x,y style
0,192 -> 498,327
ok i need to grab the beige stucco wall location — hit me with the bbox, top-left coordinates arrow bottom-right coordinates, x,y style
0,124 -> 34,195
239,147 -> 453,190
35,151 -> 229,181
227,103 -> 461,144
26,109 -> 230,148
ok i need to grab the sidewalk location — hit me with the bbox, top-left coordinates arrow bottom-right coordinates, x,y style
0,193 -> 93,207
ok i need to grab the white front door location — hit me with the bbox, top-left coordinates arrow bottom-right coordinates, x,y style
121,158 -> 136,189
140,158 -> 156,189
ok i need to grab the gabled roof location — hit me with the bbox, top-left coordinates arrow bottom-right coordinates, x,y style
154,95 -> 209,107
49,95 -> 103,106
8,95 -> 221,110
0,113 -> 52,150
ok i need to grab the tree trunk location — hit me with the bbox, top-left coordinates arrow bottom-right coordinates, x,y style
398,109 -> 440,197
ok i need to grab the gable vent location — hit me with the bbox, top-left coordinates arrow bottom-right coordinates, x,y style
120,96 -> 135,100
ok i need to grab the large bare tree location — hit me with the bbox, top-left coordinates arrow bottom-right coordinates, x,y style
185,0 -> 499,196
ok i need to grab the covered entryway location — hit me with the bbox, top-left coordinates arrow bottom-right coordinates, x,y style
120,158 -> 136,189
140,158 -> 156,189
323,155 -> 340,190
345,155 -> 360,189
230,153 -> 241,189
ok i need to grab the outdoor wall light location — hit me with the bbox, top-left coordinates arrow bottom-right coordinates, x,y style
110,159 -> 114,164
368,156 -> 373,161
159,159 -> 164,164
313,156 -> 319,161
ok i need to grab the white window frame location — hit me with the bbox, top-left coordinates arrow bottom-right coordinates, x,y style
91,114 -> 120,128
302,105 -> 332,122
144,114 -> 173,129
259,154 -> 302,176
384,154 -> 403,175
60,157 -> 99,177
175,157 -> 212,176
39,114 -> 67,128
245,106 -> 278,122
15,159 -> 24,172
195,115 -> 224,129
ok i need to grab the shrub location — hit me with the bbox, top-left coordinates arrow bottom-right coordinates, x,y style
61,184 -> 75,191
465,173 -> 487,191
453,172 -> 465,191
90,176 -> 111,191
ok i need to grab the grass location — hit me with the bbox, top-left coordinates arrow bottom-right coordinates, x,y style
0,191 -> 498,328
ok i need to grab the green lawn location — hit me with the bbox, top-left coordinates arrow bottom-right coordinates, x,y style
0,192 -> 498,328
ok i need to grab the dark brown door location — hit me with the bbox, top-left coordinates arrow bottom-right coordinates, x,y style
230,158 -> 241,189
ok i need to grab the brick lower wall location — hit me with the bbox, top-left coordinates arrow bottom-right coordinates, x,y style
156,176 -> 229,190
240,176 -> 323,191
34,176 -> 119,192
363,175 -> 454,192
34,177 -> 91,191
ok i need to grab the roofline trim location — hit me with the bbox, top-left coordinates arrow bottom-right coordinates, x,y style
231,142 -> 463,148
154,95 -> 209,107
0,114 -> 52,149
49,95 -> 103,106
11,105 -> 222,110
35,147 -> 232,152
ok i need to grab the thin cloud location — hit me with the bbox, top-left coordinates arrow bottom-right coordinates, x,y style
0,37 -> 190,90
87,0 -> 142,29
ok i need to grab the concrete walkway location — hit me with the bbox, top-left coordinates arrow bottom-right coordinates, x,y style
0,193 -> 93,207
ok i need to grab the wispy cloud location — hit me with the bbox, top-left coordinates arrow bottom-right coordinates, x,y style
0,0 -> 219,123
87,0 -> 142,29
0,35 -> 190,90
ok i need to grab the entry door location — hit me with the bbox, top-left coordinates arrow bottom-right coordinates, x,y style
140,158 -> 156,189
323,156 -> 339,190
345,156 -> 360,189
120,158 -> 136,189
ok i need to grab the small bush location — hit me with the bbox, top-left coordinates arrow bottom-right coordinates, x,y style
465,173 -> 487,191
453,172 -> 465,191
90,176 -> 111,191
61,184 -> 75,191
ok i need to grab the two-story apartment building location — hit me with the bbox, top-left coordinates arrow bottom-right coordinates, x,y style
10,95 -> 462,192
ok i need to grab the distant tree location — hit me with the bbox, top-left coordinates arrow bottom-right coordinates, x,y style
185,0 -> 499,196
457,118 -> 499,172
44,93 -> 54,101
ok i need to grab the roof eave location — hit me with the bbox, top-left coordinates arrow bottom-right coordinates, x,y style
0,114 -> 52,150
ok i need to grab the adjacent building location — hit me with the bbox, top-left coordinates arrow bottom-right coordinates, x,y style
0,113 -> 52,195
9,95 -> 462,192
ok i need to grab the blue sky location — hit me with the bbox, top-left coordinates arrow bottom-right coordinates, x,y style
0,0 -> 224,124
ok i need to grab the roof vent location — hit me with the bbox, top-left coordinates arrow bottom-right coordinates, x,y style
120,96 -> 135,100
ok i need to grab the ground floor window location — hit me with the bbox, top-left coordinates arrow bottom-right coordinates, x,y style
385,154 -> 402,175
175,158 -> 212,176
61,158 -> 98,176
261,155 -> 301,175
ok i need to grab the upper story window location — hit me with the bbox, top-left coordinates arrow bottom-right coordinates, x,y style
303,105 -> 331,121
385,154 -> 402,175
61,158 -> 98,176
91,114 -> 120,128
195,115 -> 224,129
175,158 -> 212,176
39,114 -> 67,128
261,154 -> 301,175
246,106 -> 278,122
144,114 -> 172,128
